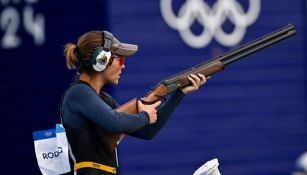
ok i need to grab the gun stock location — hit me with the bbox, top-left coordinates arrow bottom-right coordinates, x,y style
103,24 -> 296,152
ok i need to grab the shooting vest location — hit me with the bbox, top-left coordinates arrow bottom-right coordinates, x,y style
62,80 -> 119,175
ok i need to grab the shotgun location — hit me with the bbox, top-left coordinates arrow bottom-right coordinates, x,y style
104,24 -> 296,151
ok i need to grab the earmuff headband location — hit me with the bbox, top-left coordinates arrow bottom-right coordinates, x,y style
102,31 -> 113,52
77,31 -> 114,73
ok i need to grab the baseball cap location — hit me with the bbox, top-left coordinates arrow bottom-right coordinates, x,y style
111,37 -> 138,56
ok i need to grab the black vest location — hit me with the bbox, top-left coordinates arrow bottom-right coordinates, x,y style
62,80 -> 119,175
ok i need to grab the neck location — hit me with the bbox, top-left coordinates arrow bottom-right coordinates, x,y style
79,73 -> 105,94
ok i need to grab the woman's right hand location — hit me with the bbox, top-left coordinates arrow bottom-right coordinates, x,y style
138,100 -> 161,124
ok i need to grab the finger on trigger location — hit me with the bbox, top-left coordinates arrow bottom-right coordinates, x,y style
154,100 -> 161,107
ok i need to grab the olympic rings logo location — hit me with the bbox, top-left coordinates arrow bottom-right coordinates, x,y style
160,0 -> 261,48
44,131 -> 53,137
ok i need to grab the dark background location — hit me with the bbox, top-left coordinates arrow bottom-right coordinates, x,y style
0,0 -> 306,174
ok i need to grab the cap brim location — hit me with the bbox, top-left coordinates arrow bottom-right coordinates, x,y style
111,37 -> 138,56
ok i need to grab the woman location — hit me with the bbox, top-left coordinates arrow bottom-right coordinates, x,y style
62,30 -> 208,175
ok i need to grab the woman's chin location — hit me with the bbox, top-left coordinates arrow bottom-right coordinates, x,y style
107,76 -> 120,85
112,79 -> 119,84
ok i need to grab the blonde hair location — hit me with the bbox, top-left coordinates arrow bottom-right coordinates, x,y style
63,31 -> 103,70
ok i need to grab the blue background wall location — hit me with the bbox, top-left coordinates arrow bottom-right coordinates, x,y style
0,0 -> 306,175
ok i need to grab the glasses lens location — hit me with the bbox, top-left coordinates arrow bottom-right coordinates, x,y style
119,57 -> 125,66
114,55 -> 125,66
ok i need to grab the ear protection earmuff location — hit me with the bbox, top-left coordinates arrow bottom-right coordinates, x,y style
91,31 -> 114,72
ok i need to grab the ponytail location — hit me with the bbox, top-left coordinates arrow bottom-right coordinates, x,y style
63,31 -> 101,73
64,43 -> 79,70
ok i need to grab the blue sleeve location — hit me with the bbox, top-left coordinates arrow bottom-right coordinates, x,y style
127,89 -> 185,139
63,84 -> 149,133
101,92 -> 120,108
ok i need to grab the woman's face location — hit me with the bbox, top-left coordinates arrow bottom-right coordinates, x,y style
104,55 -> 126,84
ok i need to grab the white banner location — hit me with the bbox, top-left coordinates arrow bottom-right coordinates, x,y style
33,124 -> 71,175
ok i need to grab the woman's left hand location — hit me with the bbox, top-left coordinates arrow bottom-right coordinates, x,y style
180,74 -> 210,95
